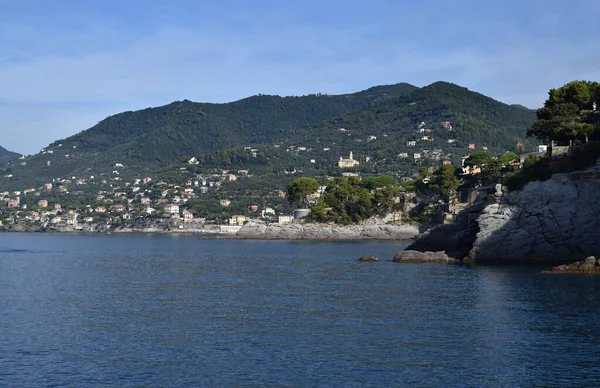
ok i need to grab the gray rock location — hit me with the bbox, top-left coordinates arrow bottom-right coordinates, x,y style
236,222 -> 419,240
393,250 -> 457,263
543,256 -> 599,274
405,160 -> 600,264
357,256 -> 380,262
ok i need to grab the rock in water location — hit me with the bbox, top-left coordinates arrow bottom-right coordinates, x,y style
392,250 -> 457,263
404,160 -> 600,264
543,256 -> 600,274
357,256 -> 380,262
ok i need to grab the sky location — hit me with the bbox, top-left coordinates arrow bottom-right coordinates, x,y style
0,0 -> 598,155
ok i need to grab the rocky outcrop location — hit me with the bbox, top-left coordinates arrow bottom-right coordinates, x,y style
543,256 -> 600,274
357,256 -> 381,262
404,160 -> 600,264
393,250 -> 458,263
236,222 -> 419,240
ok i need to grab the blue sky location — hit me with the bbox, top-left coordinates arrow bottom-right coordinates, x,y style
1,0 -> 598,154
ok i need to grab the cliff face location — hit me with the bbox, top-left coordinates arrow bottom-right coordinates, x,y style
406,160 -> 600,264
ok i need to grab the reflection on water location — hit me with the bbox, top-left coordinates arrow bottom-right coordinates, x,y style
1,233 -> 599,387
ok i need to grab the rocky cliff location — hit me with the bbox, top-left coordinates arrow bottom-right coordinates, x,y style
237,222 -> 419,240
406,160 -> 600,264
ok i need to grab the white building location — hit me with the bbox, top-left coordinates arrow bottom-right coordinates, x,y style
278,215 -> 294,225
165,204 -> 180,216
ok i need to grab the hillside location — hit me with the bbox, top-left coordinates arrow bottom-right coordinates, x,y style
0,146 -> 20,164
179,82 -> 536,176
1,83 -> 417,189
1,82 -> 537,190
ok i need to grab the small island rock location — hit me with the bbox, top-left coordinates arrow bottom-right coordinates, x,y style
357,256 -> 380,262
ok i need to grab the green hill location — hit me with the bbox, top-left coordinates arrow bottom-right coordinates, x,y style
1,82 -> 537,190
1,83 -> 416,189
155,82 -> 537,183
250,81 -> 537,172
0,146 -> 20,164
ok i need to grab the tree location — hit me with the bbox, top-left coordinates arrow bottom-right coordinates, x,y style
430,165 -> 460,203
362,175 -> 397,191
527,80 -> 600,145
464,151 -> 494,168
287,177 -> 320,208
498,151 -> 519,165
311,177 -> 374,224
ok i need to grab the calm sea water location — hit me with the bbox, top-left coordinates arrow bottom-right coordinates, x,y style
1,233 -> 600,387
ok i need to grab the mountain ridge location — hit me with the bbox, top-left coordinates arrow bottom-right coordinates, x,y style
0,146 -> 21,164
1,81 -> 536,190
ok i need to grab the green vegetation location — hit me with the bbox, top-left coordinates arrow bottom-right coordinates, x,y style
0,146 -> 20,164
2,81 -> 536,191
502,80 -> 600,190
287,177 -> 320,208
527,80 -> 600,145
311,176 -> 400,224
463,151 -> 494,168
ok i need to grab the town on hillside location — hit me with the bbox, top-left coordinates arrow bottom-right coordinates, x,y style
0,127 -> 556,233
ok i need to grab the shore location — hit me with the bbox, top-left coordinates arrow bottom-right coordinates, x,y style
1,221 -> 420,241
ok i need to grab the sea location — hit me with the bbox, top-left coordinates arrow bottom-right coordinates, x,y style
1,233 -> 600,387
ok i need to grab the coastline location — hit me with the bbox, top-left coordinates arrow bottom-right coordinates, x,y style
0,222 -> 420,241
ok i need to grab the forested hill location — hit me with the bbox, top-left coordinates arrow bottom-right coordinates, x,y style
289,81 -> 536,154
1,81 -> 537,190
0,146 -> 20,164
50,82 -> 417,161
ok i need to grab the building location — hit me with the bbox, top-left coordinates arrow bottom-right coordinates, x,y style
44,183 -> 53,191
261,207 -> 275,218
278,215 -> 294,225
413,153 -> 421,160
183,209 -> 194,223
229,215 -> 249,226
95,206 -> 107,213
66,213 -> 78,225
407,141 -> 417,146
338,152 -> 360,168
38,200 -> 49,208
220,199 -> 231,207
397,153 -> 408,158
468,144 -> 476,149
225,173 -> 237,182
55,204 -> 61,211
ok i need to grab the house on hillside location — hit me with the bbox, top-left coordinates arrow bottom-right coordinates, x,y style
183,210 -> 193,223
229,215 -> 248,226
165,204 -> 180,216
